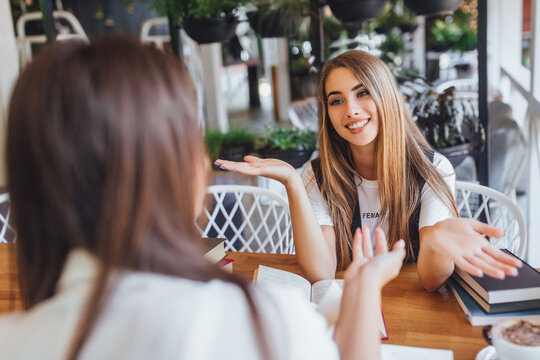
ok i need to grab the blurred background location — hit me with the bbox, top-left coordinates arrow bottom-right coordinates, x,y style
0,0 -> 539,265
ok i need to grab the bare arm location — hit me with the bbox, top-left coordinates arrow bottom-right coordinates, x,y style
417,218 -> 522,292
334,228 -> 406,360
215,156 -> 336,282
285,174 -> 336,281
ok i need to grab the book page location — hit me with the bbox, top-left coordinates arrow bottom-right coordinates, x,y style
255,265 -> 311,302
380,344 -> 453,360
314,280 -> 343,326
313,279 -> 388,339
312,279 -> 344,304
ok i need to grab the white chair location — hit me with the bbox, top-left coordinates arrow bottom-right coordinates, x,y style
0,193 -> 16,243
455,181 -> 526,259
288,96 -> 319,132
16,10 -> 88,69
200,185 -> 294,254
140,17 -> 170,51
489,117 -> 528,203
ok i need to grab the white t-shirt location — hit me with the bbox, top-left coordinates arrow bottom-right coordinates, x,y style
301,152 -> 456,242
0,250 -> 339,360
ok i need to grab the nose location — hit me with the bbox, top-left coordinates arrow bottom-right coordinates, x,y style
346,100 -> 360,118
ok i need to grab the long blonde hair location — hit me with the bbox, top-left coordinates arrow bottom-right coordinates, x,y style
316,50 -> 457,269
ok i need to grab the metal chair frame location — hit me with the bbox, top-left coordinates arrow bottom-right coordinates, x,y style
0,193 -> 15,244
456,181 -> 526,258
201,185 -> 294,254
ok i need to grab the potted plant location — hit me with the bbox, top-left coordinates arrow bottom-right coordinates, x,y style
247,0 -> 309,38
256,126 -> 317,168
401,77 -> 483,168
143,0 -> 245,44
326,0 -> 388,24
373,1 -> 417,34
427,12 -> 476,54
205,126 -> 257,166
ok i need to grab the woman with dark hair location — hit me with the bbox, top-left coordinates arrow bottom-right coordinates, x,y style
216,50 -> 521,291
0,37 -> 406,360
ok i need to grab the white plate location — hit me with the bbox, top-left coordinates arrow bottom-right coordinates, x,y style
475,345 -> 498,360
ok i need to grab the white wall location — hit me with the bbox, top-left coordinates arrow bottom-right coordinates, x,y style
489,0 -> 540,266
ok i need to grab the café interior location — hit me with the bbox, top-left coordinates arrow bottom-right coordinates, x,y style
0,0 -> 540,358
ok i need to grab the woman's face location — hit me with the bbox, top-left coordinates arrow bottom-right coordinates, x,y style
325,67 -> 379,150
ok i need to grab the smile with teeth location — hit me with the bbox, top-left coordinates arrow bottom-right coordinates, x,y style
346,119 -> 369,130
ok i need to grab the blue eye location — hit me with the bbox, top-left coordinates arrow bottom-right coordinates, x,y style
328,99 -> 343,106
357,89 -> 370,97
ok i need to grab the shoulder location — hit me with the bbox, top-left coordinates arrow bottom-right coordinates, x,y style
122,275 -> 337,359
432,152 -> 455,177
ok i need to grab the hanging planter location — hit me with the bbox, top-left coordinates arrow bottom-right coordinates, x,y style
438,142 -> 473,168
327,0 -> 388,24
182,17 -> 238,44
247,10 -> 299,38
403,0 -> 463,16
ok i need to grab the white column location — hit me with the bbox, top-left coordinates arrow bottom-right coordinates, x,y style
0,0 -> 19,187
262,37 -> 291,122
200,43 -> 228,133
411,16 -> 426,75
275,37 -> 291,121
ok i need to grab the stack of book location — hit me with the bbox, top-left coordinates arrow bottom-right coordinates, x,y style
448,249 -> 540,326
200,237 -> 233,272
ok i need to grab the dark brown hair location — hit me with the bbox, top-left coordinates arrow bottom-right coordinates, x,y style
7,36 -> 270,359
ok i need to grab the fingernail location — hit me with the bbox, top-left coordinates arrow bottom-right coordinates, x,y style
219,165 -> 225,170
477,272 -> 484,278
511,268 -> 519,276
232,169 -> 238,173
214,161 -> 219,165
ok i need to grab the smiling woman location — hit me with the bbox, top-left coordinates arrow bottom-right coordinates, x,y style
216,50 -> 521,293
324,68 -> 379,155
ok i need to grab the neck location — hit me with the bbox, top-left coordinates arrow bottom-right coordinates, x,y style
350,141 -> 377,180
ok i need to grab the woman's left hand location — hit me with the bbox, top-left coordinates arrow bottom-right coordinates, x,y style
422,218 -> 522,279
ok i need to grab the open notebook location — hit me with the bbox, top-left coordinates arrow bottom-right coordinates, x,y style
254,265 -> 387,339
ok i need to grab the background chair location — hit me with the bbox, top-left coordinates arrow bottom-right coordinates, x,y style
288,96 -> 318,132
0,192 -> 16,244
487,101 -> 528,203
16,10 -> 88,69
200,185 -> 294,254
455,181 -> 526,259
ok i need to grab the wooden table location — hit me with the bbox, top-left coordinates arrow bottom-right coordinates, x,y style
227,251 -> 488,360
0,245 -> 488,359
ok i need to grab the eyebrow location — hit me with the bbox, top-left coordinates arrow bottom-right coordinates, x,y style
327,83 -> 364,97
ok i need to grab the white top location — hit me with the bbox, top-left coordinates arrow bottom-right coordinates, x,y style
301,152 -> 456,242
0,250 -> 339,360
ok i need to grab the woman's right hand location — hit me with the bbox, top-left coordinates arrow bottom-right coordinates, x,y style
335,227 -> 406,360
345,226 -> 406,290
215,155 -> 298,186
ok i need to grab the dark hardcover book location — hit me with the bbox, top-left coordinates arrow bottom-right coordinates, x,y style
447,277 -> 540,326
452,274 -> 540,313
454,249 -> 540,304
